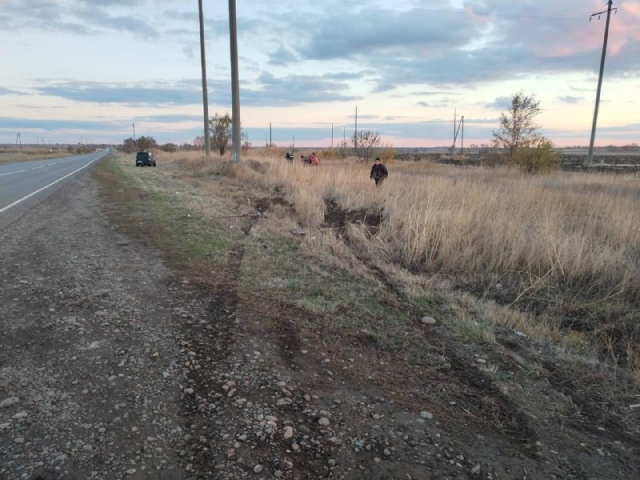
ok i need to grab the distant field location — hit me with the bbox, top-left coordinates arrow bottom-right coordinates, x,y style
562,148 -> 640,156
0,147 -> 73,164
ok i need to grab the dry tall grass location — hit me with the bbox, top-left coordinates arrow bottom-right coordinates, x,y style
158,151 -> 640,365
260,156 -> 638,299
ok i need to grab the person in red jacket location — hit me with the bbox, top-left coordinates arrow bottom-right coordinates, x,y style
309,152 -> 320,166
370,157 -> 388,186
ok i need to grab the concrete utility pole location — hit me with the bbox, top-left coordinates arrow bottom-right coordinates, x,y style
269,122 -> 272,146
132,123 -> 136,142
587,0 -> 617,165
198,0 -> 211,157
229,0 -> 242,163
331,123 -> 334,149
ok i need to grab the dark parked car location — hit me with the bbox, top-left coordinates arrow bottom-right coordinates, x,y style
135,151 -> 156,167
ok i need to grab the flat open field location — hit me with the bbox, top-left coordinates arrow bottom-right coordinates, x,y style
93,151 -> 640,478
0,146 -> 73,164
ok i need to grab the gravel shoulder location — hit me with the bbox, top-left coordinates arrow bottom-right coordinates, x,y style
0,168 -> 192,479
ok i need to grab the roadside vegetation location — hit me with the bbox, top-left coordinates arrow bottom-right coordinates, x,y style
96,149 -> 640,473
113,150 -> 640,371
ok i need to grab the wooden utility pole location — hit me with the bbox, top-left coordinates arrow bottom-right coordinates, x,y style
587,0 -> 616,165
198,0 -> 210,157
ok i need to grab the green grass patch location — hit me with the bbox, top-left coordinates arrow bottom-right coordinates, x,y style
96,156 -> 232,268
240,232 -> 412,351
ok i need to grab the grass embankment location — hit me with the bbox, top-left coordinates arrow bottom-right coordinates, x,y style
97,150 -> 640,413
159,151 -> 640,371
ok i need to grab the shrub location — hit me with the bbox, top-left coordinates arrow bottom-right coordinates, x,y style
512,137 -> 559,173
379,146 -> 396,163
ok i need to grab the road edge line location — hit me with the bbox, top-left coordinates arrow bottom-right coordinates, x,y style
0,152 -> 108,214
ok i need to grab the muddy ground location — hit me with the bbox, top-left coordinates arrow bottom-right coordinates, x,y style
1,162 -> 639,479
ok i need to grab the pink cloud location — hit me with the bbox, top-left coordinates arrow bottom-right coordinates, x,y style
537,3 -> 640,59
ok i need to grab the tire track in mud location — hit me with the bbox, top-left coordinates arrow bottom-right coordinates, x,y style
175,202 -> 321,478
322,198 -> 539,453
544,362 -> 640,449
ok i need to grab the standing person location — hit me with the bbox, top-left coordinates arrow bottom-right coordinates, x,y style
370,157 -> 388,187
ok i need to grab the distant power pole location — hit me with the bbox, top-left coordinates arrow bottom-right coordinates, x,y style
15,132 -> 22,153
354,106 -> 358,149
229,0 -> 242,163
331,123 -> 334,149
198,0 -> 211,157
269,122 -> 272,146
460,116 -> 465,155
587,0 -> 617,165
453,107 -> 457,147
452,114 -> 464,155
132,123 -> 136,142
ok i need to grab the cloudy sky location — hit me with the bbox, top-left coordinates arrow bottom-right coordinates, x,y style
0,0 -> 638,147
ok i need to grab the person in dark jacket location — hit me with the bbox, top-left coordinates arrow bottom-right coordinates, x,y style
370,157 -> 388,187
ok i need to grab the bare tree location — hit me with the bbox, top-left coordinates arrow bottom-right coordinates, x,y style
209,113 -> 233,155
492,92 -> 541,161
352,130 -> 382,162
160,143 -> 178,153
122,137 -> 136,153
193,136 -> 205,150
136,136 -> 157,151
209,113 -> 246,155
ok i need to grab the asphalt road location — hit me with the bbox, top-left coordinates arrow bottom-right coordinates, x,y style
0,150 -> 109,230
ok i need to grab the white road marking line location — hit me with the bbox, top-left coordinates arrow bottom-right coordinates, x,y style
0,154 -> 106,214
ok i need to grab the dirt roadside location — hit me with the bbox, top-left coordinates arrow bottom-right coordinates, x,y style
1,157 -> 639,480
